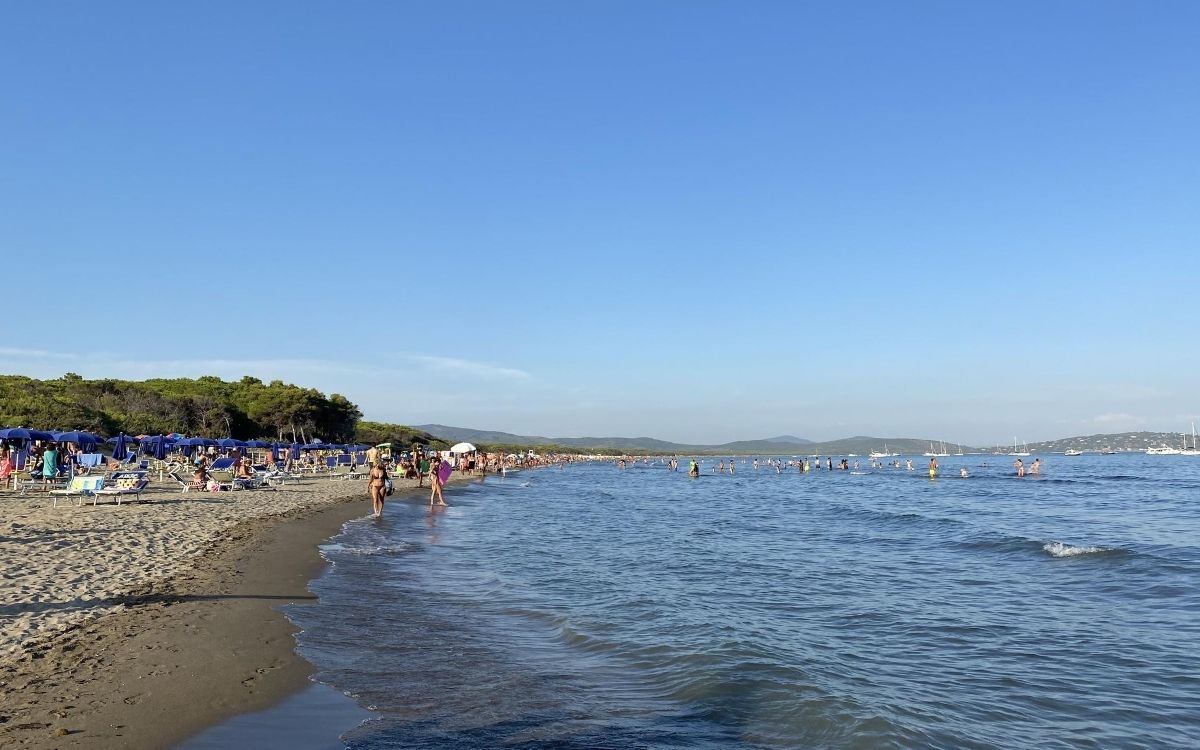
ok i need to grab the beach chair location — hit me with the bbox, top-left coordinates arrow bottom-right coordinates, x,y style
234,473 -> 275,491
50,476 -> 106,507
16,470 -> 67,494
93,472 -> 150,505
207,469 -> 236,491
329,464 -> 353,480
168,471 -> 205,493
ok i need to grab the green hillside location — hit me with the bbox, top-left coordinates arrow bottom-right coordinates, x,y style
416,425 -> 975,456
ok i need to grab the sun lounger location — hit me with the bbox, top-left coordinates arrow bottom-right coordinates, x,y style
168,471 -> 205,492
17,471 -> 68,494
93,471 -> 150,505
50,476 -> 106,507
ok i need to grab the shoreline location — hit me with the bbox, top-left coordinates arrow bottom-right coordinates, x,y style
0,472 -> 481,749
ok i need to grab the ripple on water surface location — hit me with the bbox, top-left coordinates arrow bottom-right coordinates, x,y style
287,456 -> 1200,749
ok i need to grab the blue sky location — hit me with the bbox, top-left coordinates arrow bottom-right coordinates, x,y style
2,1 -> 1198,445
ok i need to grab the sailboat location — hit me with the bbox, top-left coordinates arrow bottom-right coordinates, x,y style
869,444 -> 897,459
1010,438 -> 1030,457
923,441 -> 950,457
1181,423 -> 1200,456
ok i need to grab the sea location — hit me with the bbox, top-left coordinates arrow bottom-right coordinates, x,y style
181,454 -> 1199,749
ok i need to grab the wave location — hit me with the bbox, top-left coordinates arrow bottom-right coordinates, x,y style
1042,541 -> 1124,558
959,534 -> 1134,561
320,541 -> 412,558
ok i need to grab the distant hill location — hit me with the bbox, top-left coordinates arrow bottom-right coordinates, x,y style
985,431 -> 1198,454
415,425 -> 975,456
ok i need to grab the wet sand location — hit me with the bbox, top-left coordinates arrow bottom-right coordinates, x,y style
0,472 -> 477,748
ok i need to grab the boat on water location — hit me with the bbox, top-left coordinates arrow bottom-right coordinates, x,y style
923,441 -> 950,457
1182,423 -> 1200,456
1064,449 -> 1083,456
1100,447 -> 1117,455
869,444 -> 897,459
1147,445 -> 1183,455
1010,438 -> 1031,457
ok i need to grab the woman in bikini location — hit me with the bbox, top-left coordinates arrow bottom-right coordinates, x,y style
369,460 -> 389,517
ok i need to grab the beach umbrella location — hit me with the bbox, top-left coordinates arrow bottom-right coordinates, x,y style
110,433 -> 130,461
289,442 -> 301,460
302,442 -> 332,450
449,442 -> 477,454
142,434 -> 171,460
244,439 -> 271,448
0,427 -> 56,442
217,438 -> 248,449
177,437 -> 218,448
53,431 -> 105,446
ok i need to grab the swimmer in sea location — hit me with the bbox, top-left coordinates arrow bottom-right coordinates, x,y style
1015,458 -> 1025,477
960,467 -> 969,478
928,456 -> 938,478
1030,458 -> 1041,476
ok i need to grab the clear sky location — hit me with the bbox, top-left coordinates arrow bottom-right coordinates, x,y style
2,1 -> 1198,446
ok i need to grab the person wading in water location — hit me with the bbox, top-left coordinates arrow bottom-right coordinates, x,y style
369,460 -> 389,518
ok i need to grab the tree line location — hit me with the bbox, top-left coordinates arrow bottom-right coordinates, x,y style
0,374 -> 445,448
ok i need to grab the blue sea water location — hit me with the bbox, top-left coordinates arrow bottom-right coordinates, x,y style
280,455 -> 1198,749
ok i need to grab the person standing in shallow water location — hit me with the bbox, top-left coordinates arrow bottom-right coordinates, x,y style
928,456 -> 938,478
368,460 -> 388,518
1014,458 -> 1026,477
430,458 -> 448,506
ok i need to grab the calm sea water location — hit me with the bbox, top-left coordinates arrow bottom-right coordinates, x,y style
285,455 -> 1199,749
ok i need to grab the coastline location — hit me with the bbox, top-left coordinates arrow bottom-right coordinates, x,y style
0,473 -> 479,749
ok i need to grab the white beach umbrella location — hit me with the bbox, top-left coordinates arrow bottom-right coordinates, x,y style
449,442 -> 477,454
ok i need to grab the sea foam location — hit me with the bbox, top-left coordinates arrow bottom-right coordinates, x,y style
1042,541 -> 1115,558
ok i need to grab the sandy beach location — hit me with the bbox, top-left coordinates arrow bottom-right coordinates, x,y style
0,471 -> 477,748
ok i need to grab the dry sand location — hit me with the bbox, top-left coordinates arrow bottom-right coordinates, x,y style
0,471 -> 477,748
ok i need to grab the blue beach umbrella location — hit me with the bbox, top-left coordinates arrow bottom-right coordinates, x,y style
110,433 -> 130,461
177,437 -> 219,448
217,438 -> 248,449
244,439 -> 271,448
142,434 -> 171,460
0,427 -> 56,442
53,431 -> 105,446
289,442 -> 301,460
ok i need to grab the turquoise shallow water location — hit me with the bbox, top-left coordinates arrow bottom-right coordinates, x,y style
281,455 -> 1199,749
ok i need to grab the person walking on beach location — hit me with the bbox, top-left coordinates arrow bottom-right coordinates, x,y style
430,458 -> 448,506
368,460 -> 389,517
